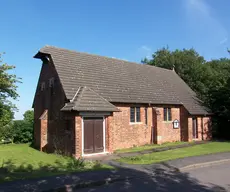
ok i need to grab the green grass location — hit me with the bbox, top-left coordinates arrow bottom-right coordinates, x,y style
115,142 -> 187,153
0,144 -> 112,183
118,142 -> 230,164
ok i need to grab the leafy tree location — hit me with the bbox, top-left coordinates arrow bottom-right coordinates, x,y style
142,47 -> 174,70
0,52 -> 19,121
143,47 -> 207,98
208,77 -> 230,139
10,110 -> 34,143
23,110 -> 34,125
143,47 -> 230,139
0,103 -> 14,128
12,120 -> 33,143
0,52 -> 20,141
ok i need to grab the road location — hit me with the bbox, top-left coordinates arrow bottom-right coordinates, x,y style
185,162 -> 230,191
76,162 -> 230,192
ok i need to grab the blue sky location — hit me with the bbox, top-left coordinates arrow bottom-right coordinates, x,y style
0,0 -> 229,119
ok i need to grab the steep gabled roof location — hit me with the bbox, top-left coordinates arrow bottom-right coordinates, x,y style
61,86 -> 119,112
34,45 -> 209,115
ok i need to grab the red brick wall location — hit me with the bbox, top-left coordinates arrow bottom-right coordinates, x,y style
105,116 -> 113,153
188,116 -> 212,141
40,119 -> 48,151
108,105 -> 152,150
180,107 -> 189,141
33,59 -> 75,156
203,117 -> 212,140
75,116 -> 82,158
108,104 -> 183,151
107,104 -> 212,152
156,107 -> 181,144
73,106 -> 211,157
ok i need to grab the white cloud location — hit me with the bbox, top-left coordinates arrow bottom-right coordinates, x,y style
138,45 -> 152,59
184,0 -> 228,46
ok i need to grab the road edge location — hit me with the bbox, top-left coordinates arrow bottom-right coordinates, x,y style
179,159 -> 230,171
44,158 -> 230,191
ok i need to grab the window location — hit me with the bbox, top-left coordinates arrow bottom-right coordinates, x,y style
145,107 -> 148,125
130,107 -> 141,123
130,107 -> 135,122
136,107 -> 140,122
49,78 -> 55,95
164,108 -> 172,121
49,78 -> 54,87
41,82 -> 45,91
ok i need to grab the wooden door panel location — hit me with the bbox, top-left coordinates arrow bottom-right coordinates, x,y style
93,119 -> 104,153
84,120 -> 94,154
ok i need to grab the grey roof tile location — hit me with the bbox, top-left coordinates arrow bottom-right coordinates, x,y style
35,45 -> 209,115
61,86 -> 119,112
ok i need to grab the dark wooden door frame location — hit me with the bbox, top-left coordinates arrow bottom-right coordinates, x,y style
192,117 -> 198,139
82,116 -> 105,156
151,108 -> 158,144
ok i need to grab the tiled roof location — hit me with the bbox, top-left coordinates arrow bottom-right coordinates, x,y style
61,86 -> 119,112
35,45 -> 209,115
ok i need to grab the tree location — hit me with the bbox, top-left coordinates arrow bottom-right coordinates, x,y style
208,77 -> 230,139
10,110 -> 34,143
0,103 -> 13,128
0,52 -> 20,124
142,47 -> 174,70
23,110 -> 34,125
12,120 -> 33,143
143,47 -> 207,98
0,52 -> 20,141
143,47 -> 230,139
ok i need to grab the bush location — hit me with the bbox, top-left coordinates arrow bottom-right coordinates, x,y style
67,157 -> 85,169
0,122 -> 14,141
12,120 -> 33,143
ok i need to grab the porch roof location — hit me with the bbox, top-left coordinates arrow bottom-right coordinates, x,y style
61,86 -> 119,112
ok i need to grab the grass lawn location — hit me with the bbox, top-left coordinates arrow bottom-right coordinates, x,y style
0,144 -> 112,183
115,142 -> 187,153
118,142 -> 230,165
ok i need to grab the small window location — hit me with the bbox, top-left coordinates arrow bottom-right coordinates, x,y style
130,107 -> 135,122
49,78 -> 55,95
130,107 -> 141,123
136,107 -> 140,122
168,108 -> 172,121
41,82 -> 45,91
49,78 -> 54,87
145,107 -> 148,125
164,108 -> 172,121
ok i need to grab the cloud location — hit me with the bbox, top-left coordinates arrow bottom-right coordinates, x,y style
184,0 -> 228,46
138,45 -> 152,59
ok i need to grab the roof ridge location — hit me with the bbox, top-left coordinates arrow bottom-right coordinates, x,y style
71,85 -> 116,107
39,45 -> 173,72
70,86 -> 82,102
83,86 -> 114,106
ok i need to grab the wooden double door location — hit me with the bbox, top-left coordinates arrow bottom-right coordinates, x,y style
83,117 -> 104,154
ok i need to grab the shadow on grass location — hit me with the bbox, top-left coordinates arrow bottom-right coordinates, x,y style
0,159 -> 228,192
0,158 -> 108,183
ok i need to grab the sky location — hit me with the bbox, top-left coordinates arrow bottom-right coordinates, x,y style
0,0 -> 230,119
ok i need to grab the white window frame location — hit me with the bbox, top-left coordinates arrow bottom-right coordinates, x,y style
163,107 -> 172,122
130,107 -> 142,124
